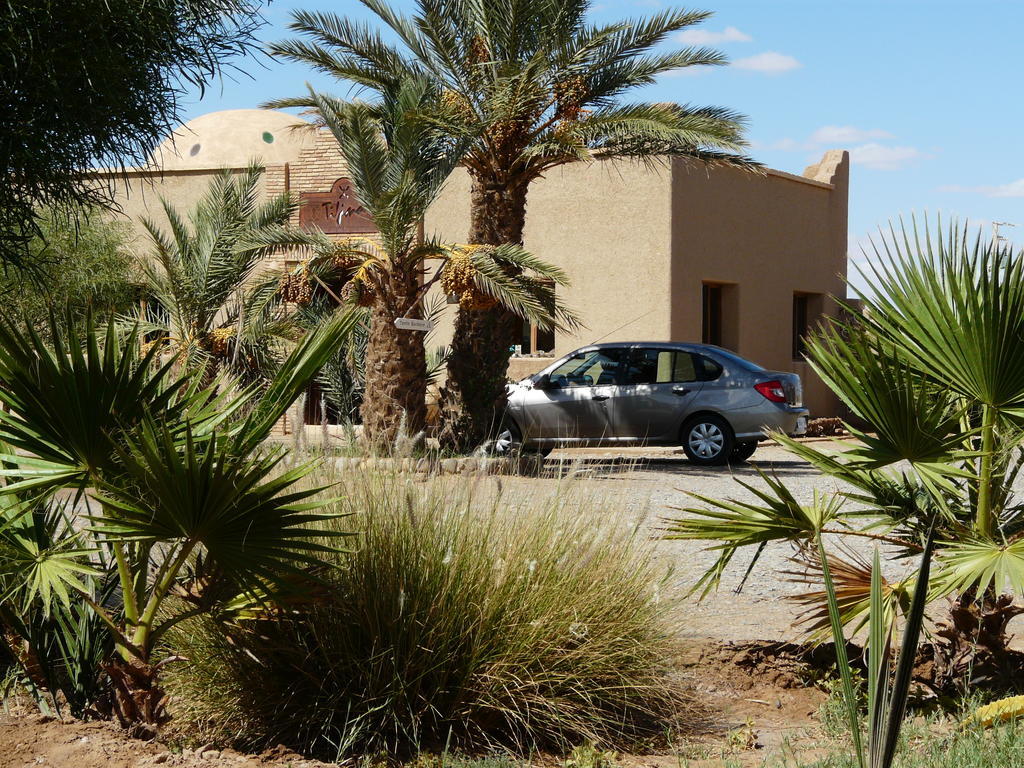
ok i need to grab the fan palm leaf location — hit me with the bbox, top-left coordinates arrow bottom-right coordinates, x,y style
0,315 -> 241,493
857,218 -> 1024,416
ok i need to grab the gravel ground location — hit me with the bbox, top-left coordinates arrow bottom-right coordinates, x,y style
494,442 -> 939,644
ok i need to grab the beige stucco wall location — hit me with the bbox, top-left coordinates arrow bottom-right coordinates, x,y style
424,159 -> 675,356
95,108 -> 318,254
668,151 -> 849,416
99,168 -> 272,252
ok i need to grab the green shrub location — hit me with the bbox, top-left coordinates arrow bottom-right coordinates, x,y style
0,206 -> 141,334
163,467 -> 684,758
809,719 -> 1024,768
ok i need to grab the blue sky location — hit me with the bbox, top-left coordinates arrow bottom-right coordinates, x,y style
183,1 -> 1024,293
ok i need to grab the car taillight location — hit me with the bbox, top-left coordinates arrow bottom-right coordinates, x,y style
755,380 -> 787,403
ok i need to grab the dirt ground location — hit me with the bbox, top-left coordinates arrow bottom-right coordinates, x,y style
0,443 -> 923,767
0,713 -> 339,767
0,638 -> 833,768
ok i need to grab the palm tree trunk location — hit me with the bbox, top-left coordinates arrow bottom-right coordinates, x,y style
439,175 -> 529,451
360,270 -> 427,446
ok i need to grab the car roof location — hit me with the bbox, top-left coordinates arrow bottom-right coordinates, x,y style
567,341 -> 764,371
584,341 -> 728,354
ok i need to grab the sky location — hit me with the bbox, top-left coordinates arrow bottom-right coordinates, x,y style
181,0 -> 1024,295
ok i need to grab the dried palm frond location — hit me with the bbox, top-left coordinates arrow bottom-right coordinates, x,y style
785,544 -> 912,640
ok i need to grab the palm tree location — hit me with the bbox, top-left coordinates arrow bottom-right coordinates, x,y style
259,77 -> 576,444
268,0 -> 757,450
0,309 -> 361,725
138,163 -> 301,384
666,218 -> 1024,690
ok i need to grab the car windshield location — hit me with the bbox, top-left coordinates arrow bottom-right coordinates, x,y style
546,349 -> 626,387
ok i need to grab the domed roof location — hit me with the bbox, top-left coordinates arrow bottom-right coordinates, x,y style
149,109 -> 315,170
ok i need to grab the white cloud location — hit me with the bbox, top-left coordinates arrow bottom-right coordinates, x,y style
984,179 -> 1024,197
732,51 -> 801,74
941,179 -> 1024,198
661,65 -> 714,78
808,126 -> 892,145
848,143 -> 924,171
749,137 -> 804,151
752,127 -> 925,171
676,26 -> 752,45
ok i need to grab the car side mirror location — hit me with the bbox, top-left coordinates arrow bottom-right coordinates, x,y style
533,373 -> 552,390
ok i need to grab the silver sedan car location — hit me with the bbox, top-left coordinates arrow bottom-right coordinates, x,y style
499,342 -> 809,465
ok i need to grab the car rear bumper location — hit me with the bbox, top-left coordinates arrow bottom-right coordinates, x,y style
732,405 -> 810,442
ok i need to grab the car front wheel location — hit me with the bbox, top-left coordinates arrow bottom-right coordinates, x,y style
489,422 -> 552,458
681,415 -> 735,466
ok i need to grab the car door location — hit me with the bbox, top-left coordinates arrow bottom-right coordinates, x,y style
517,348 -> 627,442
609,348 -> 705,442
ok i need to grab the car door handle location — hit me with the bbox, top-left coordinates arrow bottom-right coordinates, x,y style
672,386 -> 691,396
592,394 -> 610,401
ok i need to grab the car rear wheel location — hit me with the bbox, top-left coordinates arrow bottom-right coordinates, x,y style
731,441 -> 758,463
681,415 -> 734,466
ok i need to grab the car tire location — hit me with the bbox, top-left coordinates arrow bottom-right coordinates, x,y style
681,415 -> 735,466
730,441 -> 758,463
489,421 -> 552,458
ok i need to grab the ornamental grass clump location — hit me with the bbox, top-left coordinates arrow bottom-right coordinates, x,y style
163,467 -> 683,758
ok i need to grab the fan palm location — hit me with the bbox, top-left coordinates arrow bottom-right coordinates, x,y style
268,0 -> 757,449
0,309 -> 361,725
139,163 -> 305,384
256,77 -> 577,444
665,217 -> 1024,686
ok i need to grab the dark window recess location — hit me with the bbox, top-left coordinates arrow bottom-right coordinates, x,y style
520,320 -> 532,353
519,281 -> 556,354
519,318 -> 554,354
793,294 -> 810,360
702,284 -> 723,346
303,380 -> 343,425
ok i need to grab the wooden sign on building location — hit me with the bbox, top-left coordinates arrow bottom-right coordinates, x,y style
299,177 -> 377,234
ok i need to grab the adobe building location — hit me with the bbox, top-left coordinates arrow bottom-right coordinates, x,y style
101,109 -> 849,418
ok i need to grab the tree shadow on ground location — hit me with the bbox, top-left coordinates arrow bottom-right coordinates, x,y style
538,454 -> 813,480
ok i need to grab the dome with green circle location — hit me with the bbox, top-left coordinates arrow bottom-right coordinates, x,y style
150,110 -> 314,170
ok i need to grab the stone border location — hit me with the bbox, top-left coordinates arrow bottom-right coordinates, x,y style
330,455 -> 546,476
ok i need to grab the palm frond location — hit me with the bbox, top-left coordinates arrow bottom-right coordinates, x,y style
93,423 -> 353,598
931,537 -> 1024,598
785,546 -> 912,640
233,308 -> 364,452
857,216 -> 1024,415
664,472 -> 843,597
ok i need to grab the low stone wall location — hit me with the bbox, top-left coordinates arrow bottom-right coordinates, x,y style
330,454 -> 545,476
507,356 -> 555,382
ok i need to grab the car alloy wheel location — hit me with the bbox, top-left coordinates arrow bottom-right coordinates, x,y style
689,422 -> 724,459
682,415 -> 734,466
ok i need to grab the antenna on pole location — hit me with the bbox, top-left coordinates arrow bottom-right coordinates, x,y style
993,220 -> 1015,249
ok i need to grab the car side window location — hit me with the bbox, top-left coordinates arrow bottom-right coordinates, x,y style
625,350 -> 702,385
548,349 -> 626,388
696,355 -> 723,381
